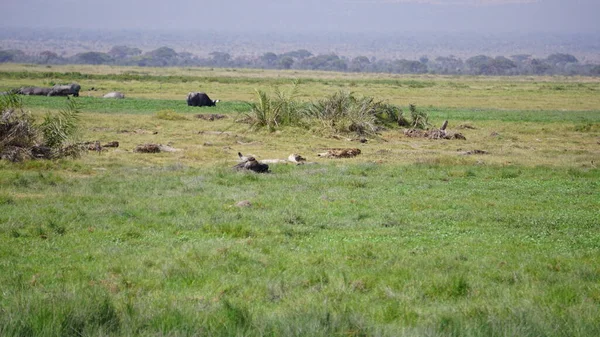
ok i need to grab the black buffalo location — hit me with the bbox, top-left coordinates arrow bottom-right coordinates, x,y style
187,92 -> 219,107
47,83 -> 81,97
17,87 -> 52,96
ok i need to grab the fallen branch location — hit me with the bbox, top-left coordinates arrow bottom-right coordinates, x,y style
195,114 -> 227,121
462,149 -> 489,155
134,143 -> 181,153
404,120 -> 466,140
317,148 -> 361,158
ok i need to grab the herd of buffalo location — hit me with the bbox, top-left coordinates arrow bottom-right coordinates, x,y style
2,82 -> 219,107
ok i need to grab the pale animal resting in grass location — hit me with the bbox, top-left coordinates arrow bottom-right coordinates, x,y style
103,91 -> 125,99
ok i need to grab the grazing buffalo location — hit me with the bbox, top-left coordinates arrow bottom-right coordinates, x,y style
103,91 -> 125,99
187,92 -> 219,107
17,86 -> 52,96
47,83 -> 81,97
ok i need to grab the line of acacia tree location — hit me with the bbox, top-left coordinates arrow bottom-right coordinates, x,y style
1,45 -> 599,76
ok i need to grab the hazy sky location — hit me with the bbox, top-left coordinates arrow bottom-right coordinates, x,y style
1,0 -> 598,34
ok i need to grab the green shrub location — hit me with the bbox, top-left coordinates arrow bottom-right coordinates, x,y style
408,103 -> 430,129
1,94 -> 38,161
1,94 -> 84,161
39,97 -> 81,149
242,86 -> 426,136
303,91 -> 406,136
1,94 -> 37,150
244,80 -> 302,130
373,102 -> 409,127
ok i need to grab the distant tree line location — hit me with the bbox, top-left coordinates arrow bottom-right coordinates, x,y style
1,45 -> 600,76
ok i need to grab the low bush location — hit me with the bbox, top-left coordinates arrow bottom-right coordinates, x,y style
39,97 -> 81,148
303,91 -> 420,136
408,103 -> 430,129
242,87 -> 428,137
0,94 -> 84,161
244,81 -> 302,131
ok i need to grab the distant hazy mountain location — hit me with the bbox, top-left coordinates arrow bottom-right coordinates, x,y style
1,28 -> 599,62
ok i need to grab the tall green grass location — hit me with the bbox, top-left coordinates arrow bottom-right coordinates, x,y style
1,163 -> 598,336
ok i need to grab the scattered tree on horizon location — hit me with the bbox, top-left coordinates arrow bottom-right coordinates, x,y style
0,45 -> 595,76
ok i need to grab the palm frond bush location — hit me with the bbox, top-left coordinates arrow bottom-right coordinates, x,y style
346,95 -> 379,135
245,80 -> 302,131
303,90 -> 353,123
39,97 -> 81,149
1,94 -> 38,161
408,103 -> 430,129
240,85 -> 427,137
373,102 -> 410,127
303,91 -> 404,136
1,94 -> 84,162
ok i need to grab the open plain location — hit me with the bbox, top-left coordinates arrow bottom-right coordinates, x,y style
1,63 -> 599,336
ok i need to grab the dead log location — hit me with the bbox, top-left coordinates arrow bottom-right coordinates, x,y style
317,148 -> 361,158
462,149 -> 488,155
403,129 -> 425,138
440,120 -> 448,131
404,119 -> 466,140
195,114 -> 227,121
134,144 -> 161,153
233,156 -> 270,173
103,141 -> 119,148
198,131 -> 234,135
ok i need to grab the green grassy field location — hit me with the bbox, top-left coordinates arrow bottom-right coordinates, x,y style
2,63 -> 600,110
1,64 -> 599,336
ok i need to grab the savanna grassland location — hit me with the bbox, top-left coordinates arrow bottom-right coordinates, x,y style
0,63 -> 599,336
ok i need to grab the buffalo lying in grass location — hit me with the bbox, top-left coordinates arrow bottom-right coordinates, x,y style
15,83 -> 81,97
47,83 -> 81,97
17,87 -> 52,96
